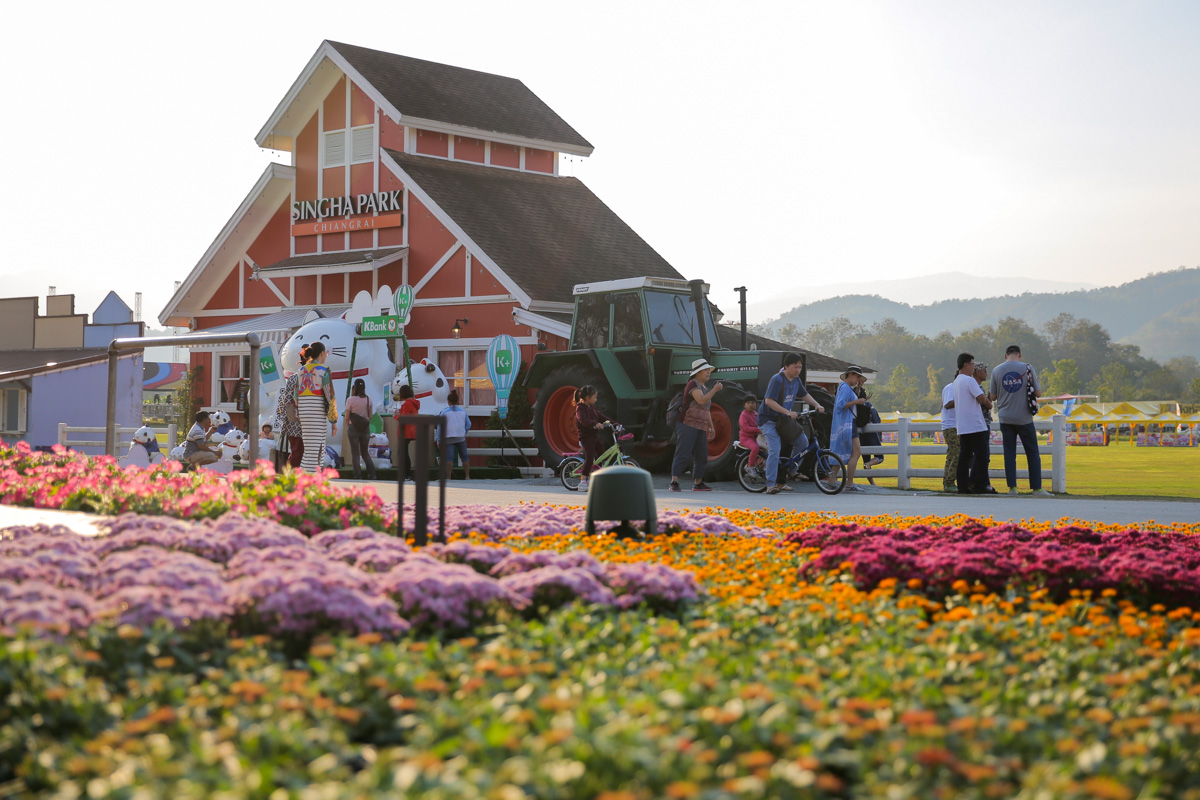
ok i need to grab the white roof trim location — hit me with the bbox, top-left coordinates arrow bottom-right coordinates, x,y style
513,308 -> 571,339
250,248 -> 408,281
382,151 -> 532,308
158,163 -> 295,326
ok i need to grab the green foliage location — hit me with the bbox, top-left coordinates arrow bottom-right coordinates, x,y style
1090,363 -> 1134,403
172,366 -> 202,432
1188,377 -> 1200,403
1042,358 -> 1080,397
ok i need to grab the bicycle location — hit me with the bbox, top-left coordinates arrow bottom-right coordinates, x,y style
735,409 -> 847,495
559,423 -> 640,490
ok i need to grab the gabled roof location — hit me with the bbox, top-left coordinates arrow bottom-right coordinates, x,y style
258,41 -> 593,156
385,150 -> 683,305
0,348 -> 110,380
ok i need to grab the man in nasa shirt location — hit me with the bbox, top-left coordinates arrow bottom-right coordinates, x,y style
989,345 -> 1049,495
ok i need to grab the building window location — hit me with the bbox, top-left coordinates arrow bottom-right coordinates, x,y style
215,355 -> 251,408
0,387 -> 27,433
436,348 -> 496,410
351,125 -> 374,164
323,130 -> 346,167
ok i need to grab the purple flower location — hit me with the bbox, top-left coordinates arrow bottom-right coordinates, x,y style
377,553 -> 526,630
500,566 -> 617,609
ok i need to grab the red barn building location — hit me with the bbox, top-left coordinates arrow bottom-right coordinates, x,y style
160,41 -> 687,426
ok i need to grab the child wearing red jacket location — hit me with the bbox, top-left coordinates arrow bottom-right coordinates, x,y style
739,397 -> 764,467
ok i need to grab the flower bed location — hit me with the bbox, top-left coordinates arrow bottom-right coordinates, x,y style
3,442 -> 1200,797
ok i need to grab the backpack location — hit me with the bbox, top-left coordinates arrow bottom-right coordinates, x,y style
1025,367 -> 1039,416
855,401 -> 873,429
665,389 -> 690,437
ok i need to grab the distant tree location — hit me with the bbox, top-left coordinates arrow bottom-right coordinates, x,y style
784,316 -> 866,357
885,363 -> 922,412
1042,359 -> 1080,397
1040,313 -> 1078,349
1165,356 -> 1200,389
924,363 -> 945,411
1188,378 -> 1200,403
1139,368 -> 1181,401
994,317 -> 1049,368
1090,363 -> 1134,403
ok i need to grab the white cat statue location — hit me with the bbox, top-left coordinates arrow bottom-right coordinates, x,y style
200,429 -> 244,474
391,359 -> 451,416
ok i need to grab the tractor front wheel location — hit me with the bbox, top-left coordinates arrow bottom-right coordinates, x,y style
532,365 -> 612,469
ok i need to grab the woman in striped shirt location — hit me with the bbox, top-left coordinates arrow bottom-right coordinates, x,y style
296,342 -> 337,473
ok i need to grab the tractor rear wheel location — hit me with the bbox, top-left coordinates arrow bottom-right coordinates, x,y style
532,365 -> 612,469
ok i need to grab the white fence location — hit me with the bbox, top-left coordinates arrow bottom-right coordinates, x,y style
59,423 -> 178,453
858,415 -> 1066,493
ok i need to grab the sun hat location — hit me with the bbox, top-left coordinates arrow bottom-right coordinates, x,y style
841,365 -> 865,380
974,362 -> 989,372
689,358 -> 716,377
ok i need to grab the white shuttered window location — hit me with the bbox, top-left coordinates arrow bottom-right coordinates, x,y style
351,126 -> 374,164
323,130 -> 346,167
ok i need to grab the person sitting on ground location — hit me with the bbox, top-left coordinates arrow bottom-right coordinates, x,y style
182,410 -> 219,470
738,397 -> 764,468
437,390 -> 472,480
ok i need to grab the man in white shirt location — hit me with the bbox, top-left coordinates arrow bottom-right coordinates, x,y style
940,375 -> 959,492
953,353 -> 995,494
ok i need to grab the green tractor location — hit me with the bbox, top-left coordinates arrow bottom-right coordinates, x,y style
523,277 -> 809,477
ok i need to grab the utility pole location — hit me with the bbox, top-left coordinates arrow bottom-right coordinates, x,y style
734,286 -> 748,350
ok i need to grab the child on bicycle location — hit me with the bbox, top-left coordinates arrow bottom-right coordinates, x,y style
574,385 -> 613,490
739,397 -> 764,468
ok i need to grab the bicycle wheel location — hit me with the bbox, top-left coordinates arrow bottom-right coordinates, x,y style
813,450 -> 847,495
559,456 -> 585,491
736,450 -> 769,493
620,456 -> 641,470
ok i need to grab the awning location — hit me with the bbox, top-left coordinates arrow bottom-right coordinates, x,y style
250,247 -> 407,280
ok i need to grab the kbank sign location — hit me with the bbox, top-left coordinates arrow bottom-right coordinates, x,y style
360,315 -> 400,338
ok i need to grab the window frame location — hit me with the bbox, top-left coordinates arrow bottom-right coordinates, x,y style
212,353 -> 252,412
0,386 -> 28,434
433,346 -> 497,414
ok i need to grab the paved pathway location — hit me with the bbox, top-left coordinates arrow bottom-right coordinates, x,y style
3,479 -> 1196,537
350,478 -> 1200,527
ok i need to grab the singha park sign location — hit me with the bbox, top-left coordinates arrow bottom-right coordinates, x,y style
290,190 -> 404,237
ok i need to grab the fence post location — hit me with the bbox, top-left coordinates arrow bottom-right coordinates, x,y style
1051,414 -> 1066,494
167,423 -> 177,450
58,422 -> 67,448
896,417 -> 911,490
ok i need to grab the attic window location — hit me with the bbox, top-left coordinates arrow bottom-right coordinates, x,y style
351,125 -> 374,164
323,130 -> 346,167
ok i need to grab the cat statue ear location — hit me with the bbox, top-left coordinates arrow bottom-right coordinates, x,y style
302,309 -> 325,325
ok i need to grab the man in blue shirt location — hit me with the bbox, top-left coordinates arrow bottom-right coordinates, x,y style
757,352 -> 824,492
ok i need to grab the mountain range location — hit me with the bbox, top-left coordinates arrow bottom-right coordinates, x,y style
760,268 -> 1199,361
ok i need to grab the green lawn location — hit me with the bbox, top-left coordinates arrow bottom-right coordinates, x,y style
859,438 -> 1200,498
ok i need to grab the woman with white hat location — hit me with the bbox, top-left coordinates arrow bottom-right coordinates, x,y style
831,365 -> 869,492
669,358 -> 723,492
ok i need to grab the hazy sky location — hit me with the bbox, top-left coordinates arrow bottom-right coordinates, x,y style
2,0 -> 1196,326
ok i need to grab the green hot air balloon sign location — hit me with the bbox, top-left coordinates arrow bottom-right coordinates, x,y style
392,284 -> 415,326
486,334 -> 521,419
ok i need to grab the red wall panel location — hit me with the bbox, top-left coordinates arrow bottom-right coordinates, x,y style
294,276 -> 317,306
420,247 -> 466,298
380,115 -> 404,151
323,76 -> 346,131
350,82 -> 373,127
322,274 -> 345,305
525,148 -> 554,173
377,261 -> 404,288
491,143 -> 520,168
296,114 -> 318,203
415,129 -> 448,157
349,270 -> 373,299
470,260 -> 507,297
454,136 -> 485,163
205,263 -> 241,310
190,352 -> 213,409
407,195 -> 458,288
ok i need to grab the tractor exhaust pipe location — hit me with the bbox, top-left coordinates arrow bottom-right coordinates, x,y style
688,279 -> 713,362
